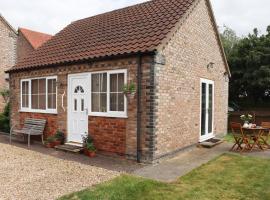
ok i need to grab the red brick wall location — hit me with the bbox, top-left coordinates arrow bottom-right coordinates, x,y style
89,116 -> 126,155
17,31 -> 35,62
19,112 -> 58,138
10,55 -> 153,161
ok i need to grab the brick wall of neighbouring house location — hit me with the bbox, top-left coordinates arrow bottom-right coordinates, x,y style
152,0 -> 229,158
0,18 -> 17,111
17,30 -> 35,63
9,55 -> 154,161
19,112 -> 58,137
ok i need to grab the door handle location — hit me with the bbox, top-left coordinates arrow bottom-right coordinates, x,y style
85,108 -> 89,115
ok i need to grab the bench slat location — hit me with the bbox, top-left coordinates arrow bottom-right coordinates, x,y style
20,118 -> 47,135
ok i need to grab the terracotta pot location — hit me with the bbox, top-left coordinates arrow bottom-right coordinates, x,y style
84,149 -> 96,157
45,143 -> 55,148
53,140 -> 61,146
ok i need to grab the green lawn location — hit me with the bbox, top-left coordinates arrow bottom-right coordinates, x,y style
59,154 -> 270,200
224,133 -> 235,143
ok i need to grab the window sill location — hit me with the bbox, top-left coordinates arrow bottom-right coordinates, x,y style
89,112 -> 128,119
19,109 -> 58,115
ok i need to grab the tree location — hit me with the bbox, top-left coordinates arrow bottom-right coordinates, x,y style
220,26 -> 239,58
221,25 -> 270,108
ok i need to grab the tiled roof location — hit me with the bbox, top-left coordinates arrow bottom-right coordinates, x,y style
11,0 -> 196,71
19,28 -> 52,49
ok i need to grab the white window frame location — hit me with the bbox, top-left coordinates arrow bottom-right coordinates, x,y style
20,76 -> 57,114
89,69 -> 127,118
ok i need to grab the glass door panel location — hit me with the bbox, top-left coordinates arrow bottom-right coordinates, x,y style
200,79 -> 214,141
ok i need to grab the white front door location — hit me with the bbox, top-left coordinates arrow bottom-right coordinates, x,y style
200,78 -> 214,142
68,74 -> 89,143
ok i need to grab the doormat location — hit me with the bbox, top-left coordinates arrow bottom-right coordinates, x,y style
199,138 -> 224,148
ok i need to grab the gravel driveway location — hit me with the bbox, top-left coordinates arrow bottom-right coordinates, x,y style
0,142 -> 120,200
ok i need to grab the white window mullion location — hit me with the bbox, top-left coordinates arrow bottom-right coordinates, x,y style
89,74 -> 92,113
29,80 -> 32,110
20,81 -> 23,109
107,72 -> 110,114
116,74 -> 119,111
45,79 -> 48,110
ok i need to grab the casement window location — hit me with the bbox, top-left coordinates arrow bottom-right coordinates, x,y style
20,77 -> 57,113
90,70 -> 127,117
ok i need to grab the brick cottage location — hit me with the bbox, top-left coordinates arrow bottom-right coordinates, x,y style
7,0 -> 230,163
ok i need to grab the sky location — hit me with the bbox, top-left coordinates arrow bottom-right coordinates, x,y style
0,0 -> 269,37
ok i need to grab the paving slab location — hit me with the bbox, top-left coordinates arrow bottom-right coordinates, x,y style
134,142 -> 232,182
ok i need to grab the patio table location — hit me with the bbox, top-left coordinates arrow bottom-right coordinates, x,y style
242,127 -> 269,151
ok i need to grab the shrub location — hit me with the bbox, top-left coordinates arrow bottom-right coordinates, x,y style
55,131 -> 65,143
0,103 -> 10,133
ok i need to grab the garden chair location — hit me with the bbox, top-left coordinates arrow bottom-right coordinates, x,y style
230,122 -> 251,152
260,122 -> 270,149
10,118 -> 46,147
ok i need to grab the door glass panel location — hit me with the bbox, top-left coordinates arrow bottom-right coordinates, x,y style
201,83 -> 206,136
74,99 -> 77,111
81,98 -> 84,111
208,84 -> 213,133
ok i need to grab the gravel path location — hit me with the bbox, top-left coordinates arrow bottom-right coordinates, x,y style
0,143 -> 120,200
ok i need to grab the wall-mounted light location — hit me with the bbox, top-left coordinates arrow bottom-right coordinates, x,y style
207,62 -> 215,70
223,72 -> 229,82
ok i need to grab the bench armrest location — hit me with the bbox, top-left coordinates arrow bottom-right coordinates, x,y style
10,123 -> 17,135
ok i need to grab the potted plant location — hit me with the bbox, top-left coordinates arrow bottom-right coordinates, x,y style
55,131 -> 65,145
85,142 -> 97,157
123,82 -> 136,99
240,114 -> 253,128
44,136 -> 57,148
82,134 -> 97,158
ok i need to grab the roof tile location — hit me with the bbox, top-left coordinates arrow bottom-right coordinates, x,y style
11,0 -> 196,71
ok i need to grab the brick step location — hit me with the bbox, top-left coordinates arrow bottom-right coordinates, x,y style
55,143 -> 84,153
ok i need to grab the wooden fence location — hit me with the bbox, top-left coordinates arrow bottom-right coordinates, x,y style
228,111 -> 270,129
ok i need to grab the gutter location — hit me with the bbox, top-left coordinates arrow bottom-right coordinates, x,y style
137,54 -> 142,163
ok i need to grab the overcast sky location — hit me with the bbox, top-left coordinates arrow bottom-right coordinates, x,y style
0,0 -> 269,37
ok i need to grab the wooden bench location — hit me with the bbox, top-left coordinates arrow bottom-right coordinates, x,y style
10,118 -> 46,147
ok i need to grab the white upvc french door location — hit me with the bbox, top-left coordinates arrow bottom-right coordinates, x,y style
200,78 -> 214,142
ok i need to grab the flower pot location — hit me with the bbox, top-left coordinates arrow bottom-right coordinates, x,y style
84,149 -> 96,157
45,143 -> 55,148
125,92 -> 136,101
53,140 -> 61,146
